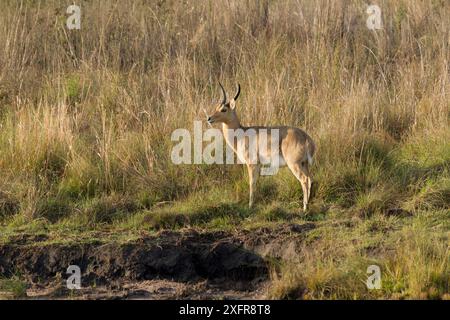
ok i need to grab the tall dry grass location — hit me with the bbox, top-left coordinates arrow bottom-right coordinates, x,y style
0,0 -> 448,222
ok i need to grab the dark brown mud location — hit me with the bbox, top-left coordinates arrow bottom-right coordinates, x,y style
0,223 -> 315,299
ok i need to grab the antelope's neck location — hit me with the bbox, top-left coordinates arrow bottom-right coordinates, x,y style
222,121 -> 242,149
222,121 -> 242,131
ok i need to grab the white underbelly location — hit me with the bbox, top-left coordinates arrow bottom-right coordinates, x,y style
232,143 -> 286,167
224,129 -> 286,167
258,152 -> 287,167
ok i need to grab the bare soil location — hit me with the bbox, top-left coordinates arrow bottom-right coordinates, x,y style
0,223 -> 315,299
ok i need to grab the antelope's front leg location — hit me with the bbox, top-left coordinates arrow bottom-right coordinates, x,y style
247,164 -> 260,208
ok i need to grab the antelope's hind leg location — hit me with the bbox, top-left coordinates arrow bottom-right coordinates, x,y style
302,162 -> 312,202
287,161 -> 311,212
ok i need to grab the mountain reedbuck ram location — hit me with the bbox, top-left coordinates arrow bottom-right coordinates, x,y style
207,83 -> 316,212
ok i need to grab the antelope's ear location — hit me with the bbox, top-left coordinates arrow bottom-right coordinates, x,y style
229,99 -> 236,110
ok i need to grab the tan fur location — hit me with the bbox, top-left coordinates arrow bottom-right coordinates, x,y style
207,84 -> 315,211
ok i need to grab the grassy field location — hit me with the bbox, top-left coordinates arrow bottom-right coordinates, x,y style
0,0 -> 448,299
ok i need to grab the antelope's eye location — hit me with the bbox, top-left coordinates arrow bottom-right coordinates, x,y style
220,108 -> 227,112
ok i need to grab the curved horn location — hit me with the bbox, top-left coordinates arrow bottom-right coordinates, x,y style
218,82 -> 227,104
233,83 -> 241,101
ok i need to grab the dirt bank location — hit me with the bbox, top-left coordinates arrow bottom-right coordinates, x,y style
0,223 -> 315,299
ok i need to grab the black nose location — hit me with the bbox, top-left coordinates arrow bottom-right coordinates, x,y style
207,116 -> 211,122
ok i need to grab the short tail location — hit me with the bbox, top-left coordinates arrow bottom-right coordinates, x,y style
306,139 -> 315,166
306,149 -> 313,166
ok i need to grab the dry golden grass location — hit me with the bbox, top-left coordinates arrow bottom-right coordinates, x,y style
0,0 -> 448,299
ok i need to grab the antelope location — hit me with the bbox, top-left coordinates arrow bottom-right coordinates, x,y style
207,83 -> 316,211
